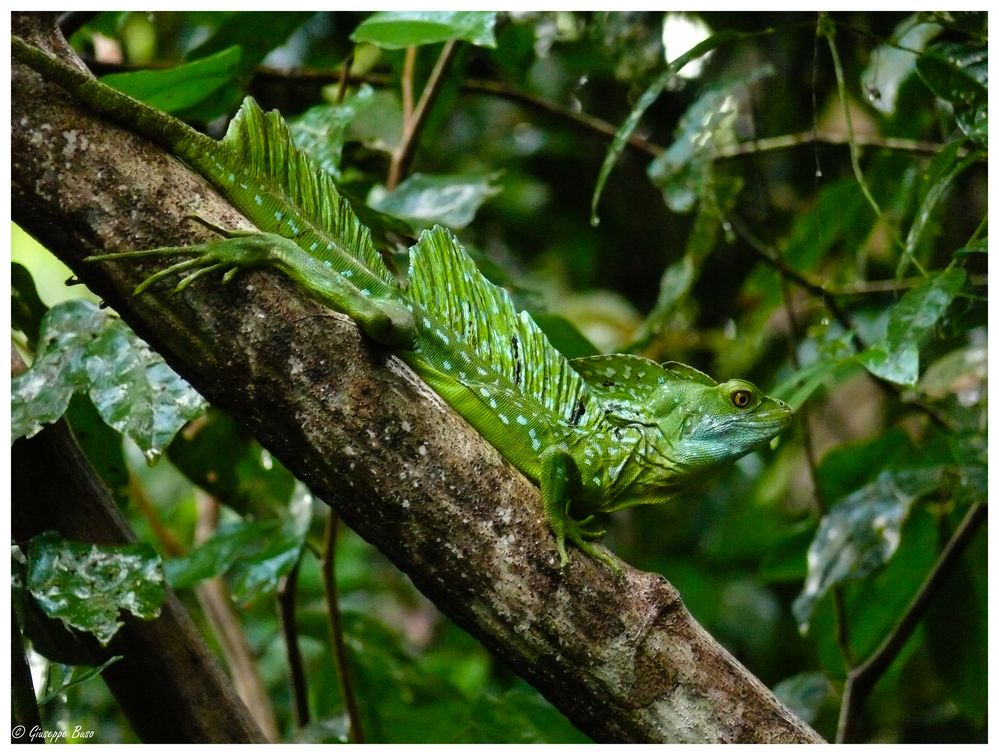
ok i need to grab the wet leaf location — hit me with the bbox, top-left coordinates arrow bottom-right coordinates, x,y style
102,46 -> 243,113
351,11 -> 497,50
858,268 -> 966,385
11,300 -> 206,460
591,26 -> 773,224
792,468 -> 943,631
37,656 -> 123,706
291,85 -> 377,179
368,173 -> 502,230
898,141 -> 979,276
916,41 -> 987,111
647,66 -> 772,213
26,532 -> 166,646
633,177 -> 742,345
919,342 -> 987,406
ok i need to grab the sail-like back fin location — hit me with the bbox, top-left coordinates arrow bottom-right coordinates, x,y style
216,97 -> 393,286
407,227 -> 600,428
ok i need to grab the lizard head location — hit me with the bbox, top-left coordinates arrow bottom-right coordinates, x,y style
660,370 -> 794,473
569,355 -> 793,478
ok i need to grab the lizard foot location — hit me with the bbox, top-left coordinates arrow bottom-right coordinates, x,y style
86,231 -> 291,295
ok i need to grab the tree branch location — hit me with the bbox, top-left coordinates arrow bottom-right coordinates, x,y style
11,15 -> 822,743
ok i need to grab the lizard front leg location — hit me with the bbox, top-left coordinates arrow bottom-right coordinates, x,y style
87,227 -> 416,349
539,446 -> 619,573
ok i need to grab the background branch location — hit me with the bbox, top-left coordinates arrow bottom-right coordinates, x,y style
836,503 -> 987,742
11,17 -> 822,744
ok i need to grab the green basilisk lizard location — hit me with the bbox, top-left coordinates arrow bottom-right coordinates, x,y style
13,36 -> 793,570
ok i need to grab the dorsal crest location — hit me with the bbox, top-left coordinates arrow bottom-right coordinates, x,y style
570,354 -> 670,424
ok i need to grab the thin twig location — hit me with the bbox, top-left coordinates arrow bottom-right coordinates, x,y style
460,76 -> 663,157
819,19 -> 884,226
836,503 -> 987,743
712,129 -> 967,160
320,510 -> 365,743
278,559 -> 310,728
335,54 -> 353,106
727,213 -> 858,344
401,46 -> 416,122
819,14 -> 912,272
829,273 -> 987,296
387,39 -> 460,189
128,475 -> 186,557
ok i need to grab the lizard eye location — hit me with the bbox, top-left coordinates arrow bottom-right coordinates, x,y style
730,389 -> 754,409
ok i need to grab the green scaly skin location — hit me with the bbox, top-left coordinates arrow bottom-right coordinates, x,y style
14,37 -> 794,572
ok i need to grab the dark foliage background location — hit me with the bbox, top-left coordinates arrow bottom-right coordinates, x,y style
12,10 -> 986,744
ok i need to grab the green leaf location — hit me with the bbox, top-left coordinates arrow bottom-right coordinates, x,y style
633,176 -> 742,345
65,394 -> 130,506
464,687 -> 589,743
898,141 -> 979,276
26,532 -> 166,646
792,468 -> 943,631
591,26 -> 773,224
368,173 -> 502,230
164,520 -> 274,589
165,484 -> 311,604
11,262 -> 48,344
858,268 -> 966,385
772,672 -> 834,726
101,46 -> 243,113
37,656 -> 123,706
955,104 -> 987,147
916,41 -> 987,111
647,65 -> 772,213
177,11 -> 314,121
345,89 -> 403,153
351,11 -> 497,50
291,85 -> 377,179
229,483 -> 313,605
11,300 -> 206,461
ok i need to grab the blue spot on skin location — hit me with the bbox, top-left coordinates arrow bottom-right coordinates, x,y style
228,173 -> 235,183
275,211 -> 284,221
254,195 -> 263,206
